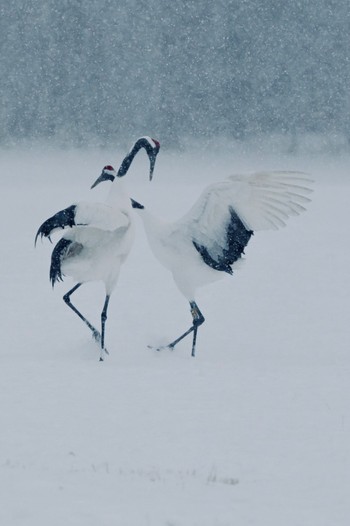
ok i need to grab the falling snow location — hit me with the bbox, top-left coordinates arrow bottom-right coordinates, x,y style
0,2 -> 349,525
0,1 -> 349,149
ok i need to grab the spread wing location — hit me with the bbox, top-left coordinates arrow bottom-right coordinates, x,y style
224,171 -> 313,230
177,171 -> 313,273
35,201 -> 130,244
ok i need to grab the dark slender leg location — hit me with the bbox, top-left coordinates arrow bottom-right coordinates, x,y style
191,324 -> 199,358
163,301 -> 205,357
99,295 -> 110,361
63,283 -> 101,342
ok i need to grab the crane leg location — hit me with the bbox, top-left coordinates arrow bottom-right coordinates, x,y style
63,283 -> 101,343
165,301 -> 205,357
99,295 -> 110,362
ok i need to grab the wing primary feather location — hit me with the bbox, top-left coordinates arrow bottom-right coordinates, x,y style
259,198 -> 294,219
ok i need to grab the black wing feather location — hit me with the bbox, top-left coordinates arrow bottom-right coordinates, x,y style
193,207 -> 253,274
35,205 -> 77,244
49,238 -> 86,287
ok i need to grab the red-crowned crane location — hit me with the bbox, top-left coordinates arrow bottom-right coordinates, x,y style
130,171 -> 313,357
35,137 -> 160,360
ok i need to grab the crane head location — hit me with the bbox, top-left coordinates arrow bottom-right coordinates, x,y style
117,137 -> 160,180
91,165 -> 116,189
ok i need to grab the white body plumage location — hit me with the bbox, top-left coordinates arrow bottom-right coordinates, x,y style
61,177 -> 135,294
131,170 -> 313,356
36,136 -> 160,359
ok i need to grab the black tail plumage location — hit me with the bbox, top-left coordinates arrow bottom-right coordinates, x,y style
50,238 -> 73,287
193,207 -> 253,274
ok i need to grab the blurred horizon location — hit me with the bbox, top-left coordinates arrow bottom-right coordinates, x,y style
1,1 -> 349,152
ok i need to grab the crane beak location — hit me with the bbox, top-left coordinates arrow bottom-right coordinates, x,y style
148,140 -> 160,181
130,198 -> 144,209
91,171 -> 115,189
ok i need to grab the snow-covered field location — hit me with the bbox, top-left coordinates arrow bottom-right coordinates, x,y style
1,145 -> 349,525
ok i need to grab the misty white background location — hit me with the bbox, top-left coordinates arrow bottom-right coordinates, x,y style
0,143 -> 349,525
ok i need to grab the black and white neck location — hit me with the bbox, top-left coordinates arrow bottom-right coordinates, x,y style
91,137 -> 160,190
117,136 -> 160,180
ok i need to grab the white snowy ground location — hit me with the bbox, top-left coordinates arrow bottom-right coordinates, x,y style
0,143 -> 349,526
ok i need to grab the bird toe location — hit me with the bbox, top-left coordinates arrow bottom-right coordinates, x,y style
148,343 -> 174,352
